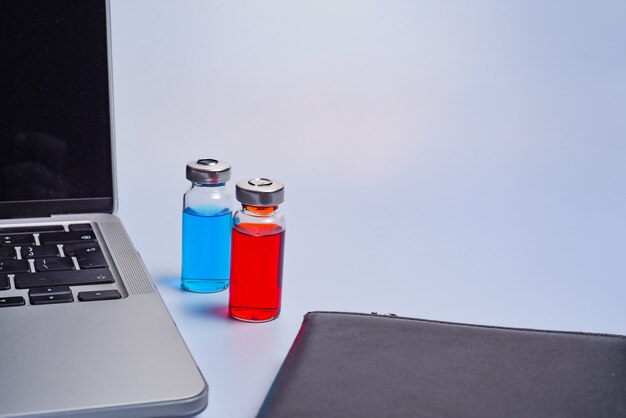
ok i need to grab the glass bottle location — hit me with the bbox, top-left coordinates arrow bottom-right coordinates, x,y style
181,158 -> 232,293
229,178 -> 285,322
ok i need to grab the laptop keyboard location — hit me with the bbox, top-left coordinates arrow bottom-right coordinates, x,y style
0,223 -> 122,307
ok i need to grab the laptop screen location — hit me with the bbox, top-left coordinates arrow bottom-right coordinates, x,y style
0,0 -> 114,218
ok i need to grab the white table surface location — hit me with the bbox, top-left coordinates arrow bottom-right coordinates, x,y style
110,1 -> 626,416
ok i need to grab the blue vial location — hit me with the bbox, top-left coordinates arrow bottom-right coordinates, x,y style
181,159 -> 232,293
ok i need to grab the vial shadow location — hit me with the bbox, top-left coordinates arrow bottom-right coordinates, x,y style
185,303 -> 231,321
154,276 -> 184,291
154,276 -> 232,321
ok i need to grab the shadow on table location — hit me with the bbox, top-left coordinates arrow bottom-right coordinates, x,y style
154,275 -> 233,321
155,276 -> 185,290
184,303 -> 231,320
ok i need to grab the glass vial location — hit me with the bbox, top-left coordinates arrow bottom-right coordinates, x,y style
181,158 -> 232,293
229,178 -> 285,322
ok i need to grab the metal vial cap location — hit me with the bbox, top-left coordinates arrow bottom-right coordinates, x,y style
186,159 -> 231,183
236,178 -> 285,206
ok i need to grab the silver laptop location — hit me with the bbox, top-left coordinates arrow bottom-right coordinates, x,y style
0,1 -> 208,416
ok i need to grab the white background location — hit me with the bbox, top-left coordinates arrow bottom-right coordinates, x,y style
110,1 -> 626,417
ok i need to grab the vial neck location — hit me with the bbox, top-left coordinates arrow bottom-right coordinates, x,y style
242,205 -> 278,215
192,182 -> 225,187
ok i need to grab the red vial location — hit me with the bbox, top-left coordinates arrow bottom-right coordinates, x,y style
229,178 -> 285,322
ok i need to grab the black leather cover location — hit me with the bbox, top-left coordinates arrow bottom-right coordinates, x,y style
258,311 -> 626,417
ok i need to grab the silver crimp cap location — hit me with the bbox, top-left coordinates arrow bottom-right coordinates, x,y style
186,158 -> 231,183
236,178 -> 285,206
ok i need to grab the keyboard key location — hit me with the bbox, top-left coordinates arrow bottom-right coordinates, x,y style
0,247 -> 17,260
68,223 -> 93,232
14,268 -> 114,289
78,290 -> 121,302
34,258 -> 75,272
30,293 -> 74,304
63,242 -> 99,256
1,234 -> 35,246
77,253 -> 107,269
29,286 -> 74,305
39,231 -> 97,244
0,296 -> 25,307
0,260 -> 30,273
21,245 -> 60,258
29,285 -> 72,296
64,242 -> 107,269
0,275 -> 9,290
0,225 -> 64,234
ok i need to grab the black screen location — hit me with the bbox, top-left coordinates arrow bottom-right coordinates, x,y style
0,0 -> 113,217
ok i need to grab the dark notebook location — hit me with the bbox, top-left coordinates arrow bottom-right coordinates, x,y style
258,311 -> 626,418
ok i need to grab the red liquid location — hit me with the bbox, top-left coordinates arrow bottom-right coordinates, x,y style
229,223 -> 285,322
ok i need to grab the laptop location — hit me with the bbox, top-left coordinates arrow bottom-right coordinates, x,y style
0,1 -> 208,417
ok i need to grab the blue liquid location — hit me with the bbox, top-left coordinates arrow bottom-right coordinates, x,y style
181,207 -> 232,293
